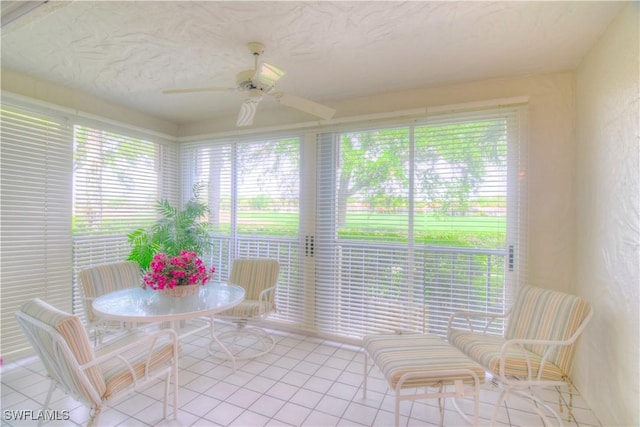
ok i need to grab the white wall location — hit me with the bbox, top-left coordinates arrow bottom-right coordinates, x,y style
1,69 -> 179,137
575,4 -> 640,426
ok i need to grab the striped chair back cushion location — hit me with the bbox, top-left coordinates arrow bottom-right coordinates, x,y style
228,258 -> 279,300
505,285 -> 592,374
79,261 -> 142,321
19,298 -> 106,404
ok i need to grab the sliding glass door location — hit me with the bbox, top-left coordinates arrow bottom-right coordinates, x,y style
315,107 -> 526,338
182,105 -> 527,340
181,136 -> 305,324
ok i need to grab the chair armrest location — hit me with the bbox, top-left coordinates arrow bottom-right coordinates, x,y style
498,304 -> 593,383
499,337 -> 574,382
447,310 -> 510,336
258,285 -> 276,317
83,329 -> 179,382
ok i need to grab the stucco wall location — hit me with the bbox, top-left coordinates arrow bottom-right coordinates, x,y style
575,4 -> 640,426
1,69 -> 179,137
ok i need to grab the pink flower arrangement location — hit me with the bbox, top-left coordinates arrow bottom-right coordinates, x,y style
142,250 -> 215,290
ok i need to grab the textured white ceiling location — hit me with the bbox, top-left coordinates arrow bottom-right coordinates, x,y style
1,1 -> 625,126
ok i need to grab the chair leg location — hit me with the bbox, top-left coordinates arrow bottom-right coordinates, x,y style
395,390 -> 400,427
491,388 -> 508,426
37,381 -> 57,427
438,384 -> 446,427
562,377 -> 575,423
516,389 -> 563,426
362,352 -> 368,399
87,405 -> 103,427
173,357 -> 179,419
163,371 -> 169,420
209,317 -> 237,372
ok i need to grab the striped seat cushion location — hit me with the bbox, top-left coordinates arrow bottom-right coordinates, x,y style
20,299 -> 107,403
79,261 -> 142,322
220,258 -> 279,318
363,333 -> 485,389
222,300 -> 265,318
449,285 -> 592,381
448,329 -> 565,381
505,286 -> 592,375
96,331 -> 177,399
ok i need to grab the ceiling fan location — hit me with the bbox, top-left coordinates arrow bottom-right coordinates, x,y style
163,42 -> 336,127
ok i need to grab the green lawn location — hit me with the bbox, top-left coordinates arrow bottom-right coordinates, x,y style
344,212 -> 505,232
232,211 -> 506,248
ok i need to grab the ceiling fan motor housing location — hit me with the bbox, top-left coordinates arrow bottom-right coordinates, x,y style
236,69 -> 274,93
236,42 -> 272,92
236,70 -> 256,91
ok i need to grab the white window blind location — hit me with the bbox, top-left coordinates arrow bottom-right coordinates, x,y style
315,106 -> 527,338
0,104 -> 73,360
181,136 -> 303,322
72,123 -> 178,318
181,141 -> 234,276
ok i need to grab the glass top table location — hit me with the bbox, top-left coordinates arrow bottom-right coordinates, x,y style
93,282 -> 246,371
92,282 -> 245,323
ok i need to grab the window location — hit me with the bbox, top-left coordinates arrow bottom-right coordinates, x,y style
181,136 -> 303,321
72,123 -> 178,318
0,103 -> 73,359
1,94 -> 525,360
1,98 -> 179,358
316,106 -> 527,338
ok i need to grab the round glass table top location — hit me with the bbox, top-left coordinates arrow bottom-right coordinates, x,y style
92,282 -> 245,323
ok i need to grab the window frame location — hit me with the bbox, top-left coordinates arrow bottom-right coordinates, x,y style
313,106 -> 528,338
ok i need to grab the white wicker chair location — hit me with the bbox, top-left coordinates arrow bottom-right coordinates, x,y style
448,285 -> 593,425
16,298 -> 179,427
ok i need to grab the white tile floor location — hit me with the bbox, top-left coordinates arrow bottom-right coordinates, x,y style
1,323 -> 602,427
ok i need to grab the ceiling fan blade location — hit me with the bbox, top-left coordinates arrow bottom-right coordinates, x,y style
236,96 -> 262,127
272,92 -> 336,120
253,62 -> 285,88
162,86 -> 236,95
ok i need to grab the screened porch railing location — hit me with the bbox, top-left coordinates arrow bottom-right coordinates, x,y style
207,235 -> 508,338
72,235 -> 507,338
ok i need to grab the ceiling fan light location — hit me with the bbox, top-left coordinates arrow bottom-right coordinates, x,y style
254,63 -> 285,87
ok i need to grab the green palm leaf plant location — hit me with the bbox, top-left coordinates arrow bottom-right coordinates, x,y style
127,185 -> 211,270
